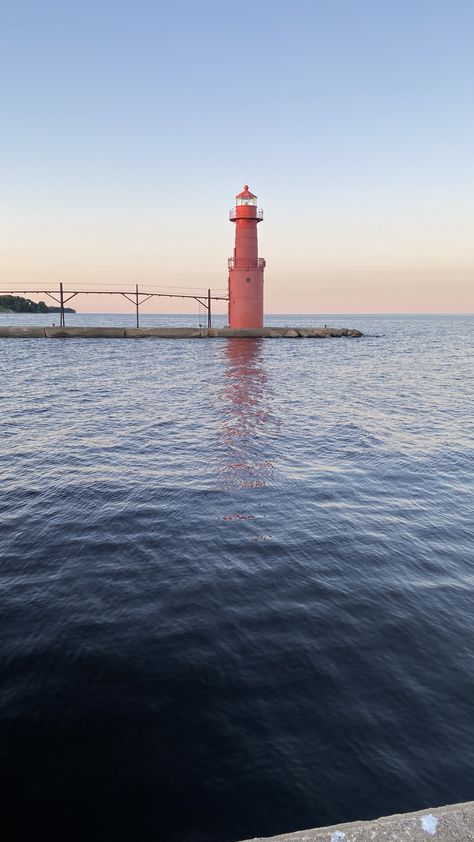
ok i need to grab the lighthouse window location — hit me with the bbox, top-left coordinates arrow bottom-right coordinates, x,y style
236,197 -> 257,206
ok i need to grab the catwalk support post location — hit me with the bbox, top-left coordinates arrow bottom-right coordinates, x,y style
59,282 -> 65,327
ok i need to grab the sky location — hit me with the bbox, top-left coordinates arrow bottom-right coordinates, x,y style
0,0 -> 473,314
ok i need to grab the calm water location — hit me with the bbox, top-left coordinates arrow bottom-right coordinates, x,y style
1,314 -> 473,842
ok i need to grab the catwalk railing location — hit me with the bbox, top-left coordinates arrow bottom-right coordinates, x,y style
0,285 -> 229,328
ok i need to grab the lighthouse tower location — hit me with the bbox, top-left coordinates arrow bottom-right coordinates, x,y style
228,185 -> 265,328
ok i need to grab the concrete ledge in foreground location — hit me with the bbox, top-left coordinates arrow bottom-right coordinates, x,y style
238,801 -> 474,842
0,326 -> 363,339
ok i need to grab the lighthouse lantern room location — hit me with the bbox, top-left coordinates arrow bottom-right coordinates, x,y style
228,185 -> 265,329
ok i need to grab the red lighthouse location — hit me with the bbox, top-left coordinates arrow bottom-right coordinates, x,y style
228,185 -> 265,328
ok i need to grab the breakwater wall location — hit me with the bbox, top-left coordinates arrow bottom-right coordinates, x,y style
238,801 -> 474,841
0,326 -> 363,339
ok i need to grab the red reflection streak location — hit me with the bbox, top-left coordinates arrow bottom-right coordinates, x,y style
222,514 -> 255,521
218,339 -> 276,499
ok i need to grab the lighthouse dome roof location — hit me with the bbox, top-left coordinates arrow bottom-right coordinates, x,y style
236,184 -> 257,199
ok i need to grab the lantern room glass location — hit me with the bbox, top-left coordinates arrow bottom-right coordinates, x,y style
236,196 -> 257,206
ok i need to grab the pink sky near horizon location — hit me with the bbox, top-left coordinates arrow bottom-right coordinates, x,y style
2,189 -> 473,314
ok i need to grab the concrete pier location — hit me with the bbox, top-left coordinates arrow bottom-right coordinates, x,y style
0,326 -> 363,339
238,801 -> 474,842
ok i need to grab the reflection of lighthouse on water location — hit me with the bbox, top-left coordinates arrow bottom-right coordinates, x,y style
219,338 -> 276,493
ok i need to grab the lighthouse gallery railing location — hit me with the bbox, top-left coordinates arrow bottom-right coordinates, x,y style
229,208 -> 264,221
228,258 -> 266,270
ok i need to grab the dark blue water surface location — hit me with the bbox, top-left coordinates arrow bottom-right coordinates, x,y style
1,314 -> 473,842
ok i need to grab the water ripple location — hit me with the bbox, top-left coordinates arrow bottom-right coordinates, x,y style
0,314 -> 473,842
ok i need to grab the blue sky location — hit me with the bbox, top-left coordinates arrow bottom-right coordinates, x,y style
1,0 -> 473,312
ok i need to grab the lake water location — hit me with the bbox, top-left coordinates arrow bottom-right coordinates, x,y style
1,314 -> 473,842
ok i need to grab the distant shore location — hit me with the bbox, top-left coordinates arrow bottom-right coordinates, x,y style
0,295 -> 76,315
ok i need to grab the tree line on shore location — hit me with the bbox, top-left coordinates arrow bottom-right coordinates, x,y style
0,295 -> 75,313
